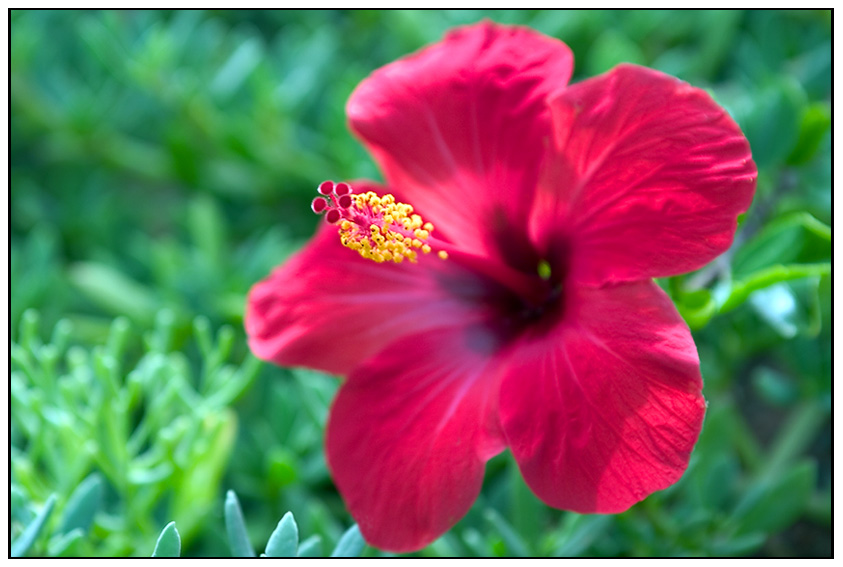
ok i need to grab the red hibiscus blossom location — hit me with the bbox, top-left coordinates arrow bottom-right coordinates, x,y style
246,22 -> 756,553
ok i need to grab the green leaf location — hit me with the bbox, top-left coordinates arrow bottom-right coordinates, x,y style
551,514 -> 611,557
732,461 -> 816,536
187,194 -> 227,268
764,401 -> 829,478
58,473 -> 103,535
297,535 -> 323,557
224,490 -> 255,557
11,484 -> 34,527
330,524 -> 366,557
676,288 -> 717,330
787,102 -> 831,165
11,493 -> 57,557
733,212 -> 831,278
264,511 -> 299,557
151,521 -> 181,558
740,77 -> 806,167
748,277 -> 824,339
68,262 -> 158,324
585,29 -> 646,76
460,528 -> 491,557
751,366 -> 799,407
694,452 -> 740,511
210,37 -> 262,101
48,528 -> 85,557
484,508 -> 530,557
718,263 -> 830,313
710,531 -> 766,556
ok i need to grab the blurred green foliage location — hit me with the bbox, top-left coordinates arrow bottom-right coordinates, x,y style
11,9 -> 830,557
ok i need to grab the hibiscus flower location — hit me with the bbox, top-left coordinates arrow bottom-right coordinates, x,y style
246,21 -> 756,553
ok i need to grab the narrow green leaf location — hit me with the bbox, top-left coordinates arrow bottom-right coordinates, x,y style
19,309 -> 41,351
676,288 -> 717,329
460,528 -> 491,557
210,37 -> 262,100
510,454 -> 543,548
764,401 -> 829,478
48,529 -> 85,557
719,263 -> 830,313
105,317 -> 131,360
732,461 -> 816,535
151,521 -> 181,558
49,318 -> 74,356
330,524 -> 366,557
187,194 -> 227,267
264,511 -> 299,557
146,309 -> 177,353
297,535 -> 323,557
741,77 -> 806,167
787,102 -> 831,165
711,531 -> 766,556
551,514 -> 611,557
224,490 -> 255,557
193,316 -> 214,359
734,212 -> 830,277
11,493 -> 57,557
11,484 -> 33,526
68,262 -> 157,324
59,473 -> 103,535
484,508 -> 530,557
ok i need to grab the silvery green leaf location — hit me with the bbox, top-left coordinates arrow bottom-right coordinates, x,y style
330,524 -> 365,557
59,473 -> 103,534
151,521 -> 181,557
11,494 -> 57,557
224,490 -> 255,557
264,511 -> 298,557
49,529 -> 84,557
297,535 -> 322,557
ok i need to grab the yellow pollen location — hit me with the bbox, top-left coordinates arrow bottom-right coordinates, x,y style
438,251 -> 449,260
334,190 -> 446,265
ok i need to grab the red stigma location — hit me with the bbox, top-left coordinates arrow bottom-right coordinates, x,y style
334,182 -> 351,196
325,209 -> 342,224
338,194 -> 353,209
311,197 -> 329,213
318,180 -> 334,195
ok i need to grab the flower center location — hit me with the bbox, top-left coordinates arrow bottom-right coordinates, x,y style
312,181 -> 561,317
312,181 -> 447,264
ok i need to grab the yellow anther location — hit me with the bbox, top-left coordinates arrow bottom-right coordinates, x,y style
334,189 -> 441,265
438,251 -> 449,260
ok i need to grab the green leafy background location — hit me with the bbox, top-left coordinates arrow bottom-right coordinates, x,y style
10,9 -> 831,557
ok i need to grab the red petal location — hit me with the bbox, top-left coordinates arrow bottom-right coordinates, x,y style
326,328 -> 507,552
245,191 -> 485,375
500,280 -> 706,513
347,22 -> 573,266
532,64 -> 757,285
